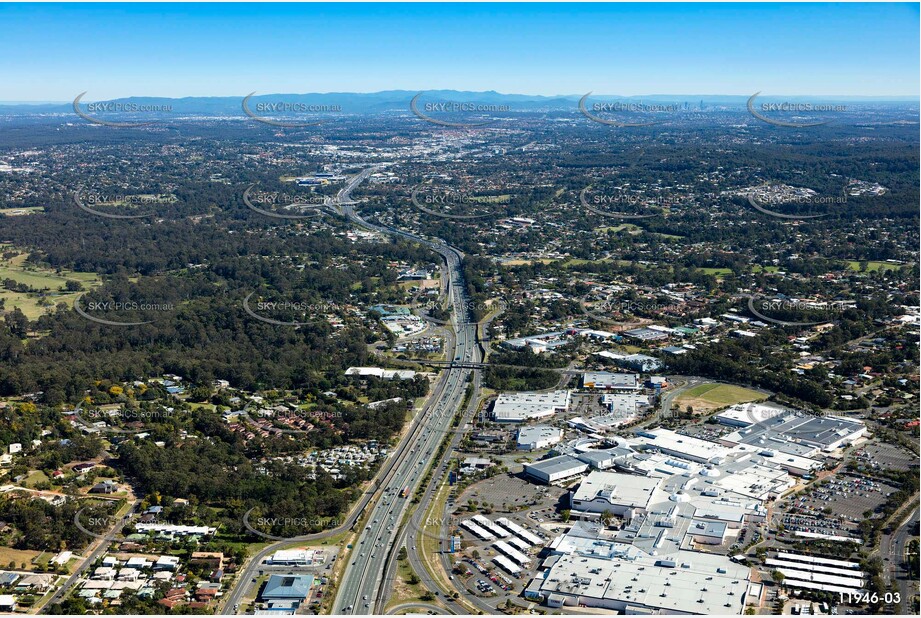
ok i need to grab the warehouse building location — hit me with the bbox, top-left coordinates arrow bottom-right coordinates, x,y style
623,327 -> 669,342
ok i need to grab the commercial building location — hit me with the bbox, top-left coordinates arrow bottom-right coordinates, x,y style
516,425 -> 563,450
345,367 -> 416,380
260,574 -> 313,613
633,428 -> 734,464
581,372 -> 640,391
492,390 -> 571,423
623,327 -> 669,342
721,413 -> 866,454
523,455 -> 588,484
596,352 -> 665,372
135,523 -> 215,537
502,331 -> 570,354
526,550 -> 751,614
266,549 -> 325,567
715,403 -> 790,427
600,392 -> 650,415
570,471 -> 662,517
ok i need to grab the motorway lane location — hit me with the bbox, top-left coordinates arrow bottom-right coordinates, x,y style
334,329 -> 477,613
220,367 -> 460,612
332,173 -> 483,614
223,166 -> 452,614
880,504 -> 920,612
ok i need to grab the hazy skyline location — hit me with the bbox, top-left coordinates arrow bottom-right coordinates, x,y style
1,2 -> 918,100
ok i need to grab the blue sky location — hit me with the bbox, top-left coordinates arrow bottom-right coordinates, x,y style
1,2 -> 918,100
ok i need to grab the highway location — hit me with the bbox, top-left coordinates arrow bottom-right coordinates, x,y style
222,166 -> 469,614
880,503 -> 920,613
332,178 -> 483,613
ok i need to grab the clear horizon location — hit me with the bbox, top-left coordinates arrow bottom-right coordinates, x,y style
0,2 -> 918,100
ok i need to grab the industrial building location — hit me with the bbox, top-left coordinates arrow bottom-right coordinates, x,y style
516,425 -> 563,450
492,390 -> 571,422
523,455 -> 588,484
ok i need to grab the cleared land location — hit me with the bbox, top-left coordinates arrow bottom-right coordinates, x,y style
675,382 -> 766,414
0,248 -> 102,320
0,207 -> 44,216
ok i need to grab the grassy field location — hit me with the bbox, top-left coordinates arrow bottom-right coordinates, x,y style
22,470 -> 49,489
844,260 -> 905,272
0,547 -> 42,570
697,267 -> 733,276
752,265 -> 781,273
676,383 -> 766,414
0,206 -> 44,216
0,248 -> 102,320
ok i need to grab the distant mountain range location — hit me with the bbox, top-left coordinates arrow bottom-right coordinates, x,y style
0,90 -> 916,115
